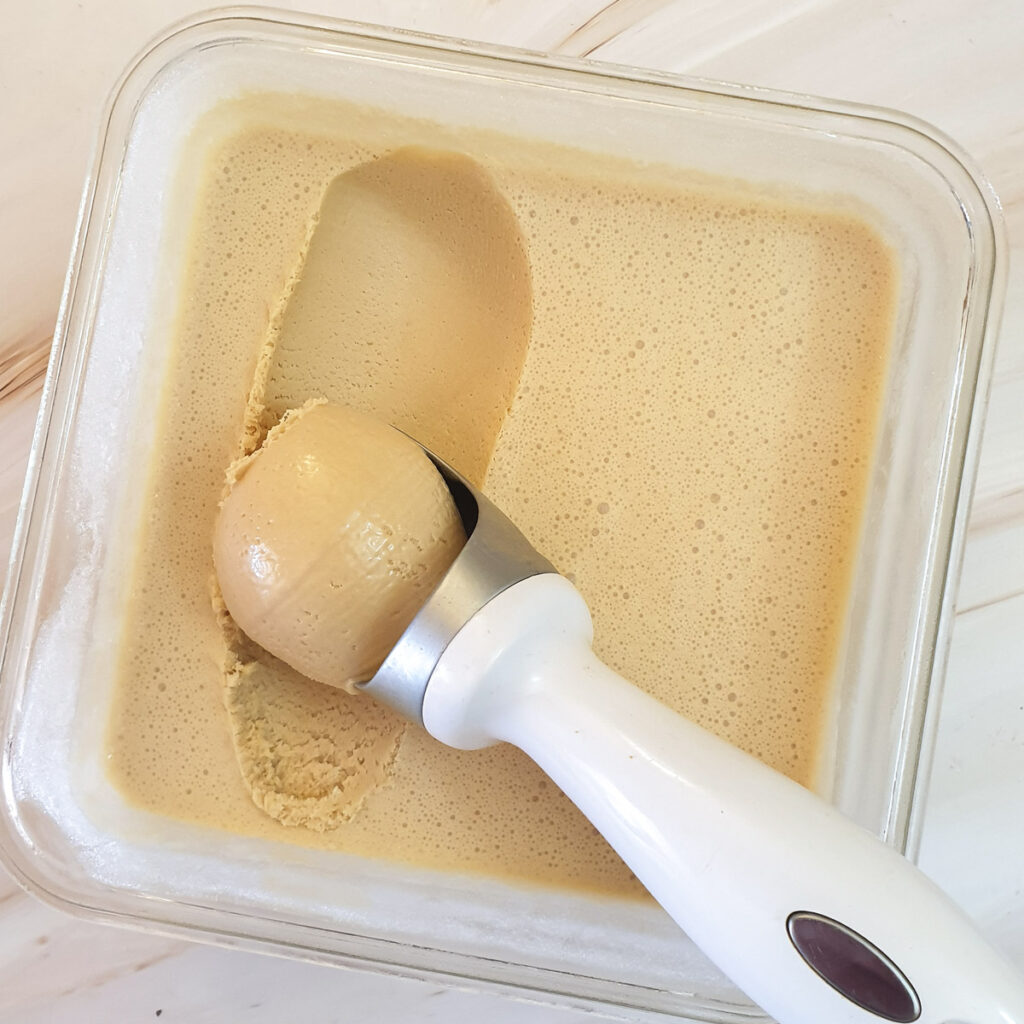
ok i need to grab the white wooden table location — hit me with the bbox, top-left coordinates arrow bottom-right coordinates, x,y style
2,2 -> 1022,1020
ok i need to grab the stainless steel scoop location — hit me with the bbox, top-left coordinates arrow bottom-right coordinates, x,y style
363,454 -> 554,723
363,449 -> 1024,1024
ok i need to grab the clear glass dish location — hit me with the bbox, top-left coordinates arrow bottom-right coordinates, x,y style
0,8 -> 1005,1022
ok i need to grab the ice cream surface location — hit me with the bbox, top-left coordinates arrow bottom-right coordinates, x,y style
105,94 -> 897,897
214,401 -> 465,690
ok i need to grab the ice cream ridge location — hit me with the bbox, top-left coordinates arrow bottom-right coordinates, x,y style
214,400 -> 466,691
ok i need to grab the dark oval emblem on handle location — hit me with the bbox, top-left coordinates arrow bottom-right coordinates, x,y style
787,912 -> 921,1022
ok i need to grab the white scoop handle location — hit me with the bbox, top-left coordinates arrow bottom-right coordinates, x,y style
421,574 -> 1024,1024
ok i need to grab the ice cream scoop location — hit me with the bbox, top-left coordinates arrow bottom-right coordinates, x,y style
215,407 -> 1024,1024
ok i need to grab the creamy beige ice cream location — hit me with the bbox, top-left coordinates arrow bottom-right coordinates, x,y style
104,94 -> 897,896
214,401 -> 465,690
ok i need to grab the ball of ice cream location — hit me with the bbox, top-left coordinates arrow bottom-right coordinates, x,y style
213,402 -> 466,690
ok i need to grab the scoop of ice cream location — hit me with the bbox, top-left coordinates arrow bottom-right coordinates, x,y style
213,402 -> 466,690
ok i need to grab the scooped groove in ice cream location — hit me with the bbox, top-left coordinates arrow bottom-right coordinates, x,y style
213,400 -> 466,691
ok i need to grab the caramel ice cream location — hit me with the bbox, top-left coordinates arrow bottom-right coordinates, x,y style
105,94 -> 897,897
214,401 -> 465,691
